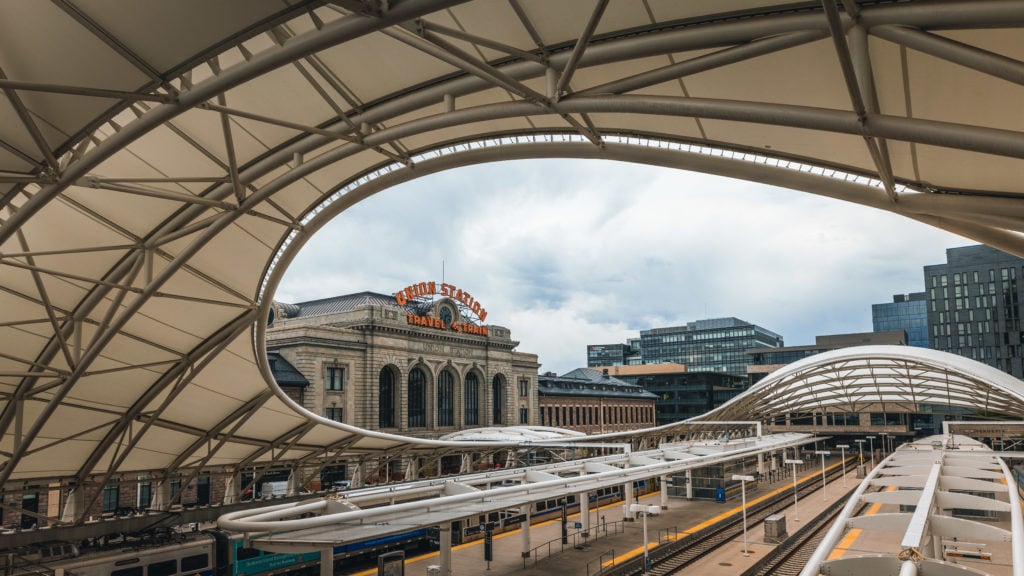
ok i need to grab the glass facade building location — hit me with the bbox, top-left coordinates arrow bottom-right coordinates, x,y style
924,244 -> 1024,378
637,318 -> 784,377
586,343 -> 636,367
637,371 -> 746,425
872,293 -> 928,348
589,318 -> 782,377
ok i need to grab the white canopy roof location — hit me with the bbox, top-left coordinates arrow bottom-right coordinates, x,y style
1,1 -> 1023,493
699,345 -> 1024,421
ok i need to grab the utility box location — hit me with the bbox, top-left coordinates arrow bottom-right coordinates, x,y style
764,514 -> 788,543
856,464 -> 867,478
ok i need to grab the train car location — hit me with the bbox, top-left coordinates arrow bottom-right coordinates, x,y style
40,537 -> 215,576
8,525 -> 431,576
7,478 -> 656,576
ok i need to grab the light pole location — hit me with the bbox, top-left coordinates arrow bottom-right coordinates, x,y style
814,451 -> 830,500
628,504 -> 661,574
836,444 -> 849,486
866,435 -> 876,469
784,459 -> 803,522
732,474 -> 755,556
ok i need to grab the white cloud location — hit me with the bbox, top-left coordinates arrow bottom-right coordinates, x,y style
276,159 -> 970,374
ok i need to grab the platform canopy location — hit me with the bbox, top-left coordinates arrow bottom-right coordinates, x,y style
1,1 -> 1023,492
699,345 -> 1024,421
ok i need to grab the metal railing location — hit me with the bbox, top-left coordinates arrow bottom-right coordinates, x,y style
523,519 -> 625,568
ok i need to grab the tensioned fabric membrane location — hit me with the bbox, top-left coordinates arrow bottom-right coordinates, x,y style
1,1 -> 1024,503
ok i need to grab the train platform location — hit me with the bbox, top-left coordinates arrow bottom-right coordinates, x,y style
342,458 -> 861,576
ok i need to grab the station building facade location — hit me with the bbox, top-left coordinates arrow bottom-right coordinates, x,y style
537,368 -> 657,433
266,284 -> 540,440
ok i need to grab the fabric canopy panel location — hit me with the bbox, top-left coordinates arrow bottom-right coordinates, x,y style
1,0 -> 1024,491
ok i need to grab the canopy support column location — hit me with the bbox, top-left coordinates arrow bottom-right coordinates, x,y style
520,503 -> 531,558
439,522 -> 453,576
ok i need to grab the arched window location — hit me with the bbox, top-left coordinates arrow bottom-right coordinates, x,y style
438,370 -> 454,427
408,368 -> 426,428
464,373 -> 479,426
378,367 -> 395,428
492,375 -> 504,425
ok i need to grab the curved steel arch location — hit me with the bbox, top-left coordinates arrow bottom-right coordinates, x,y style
698,345 -> 1024,421
0,1 -> 1022,523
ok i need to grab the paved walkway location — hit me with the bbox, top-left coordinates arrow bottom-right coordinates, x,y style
341,458 -> 863,576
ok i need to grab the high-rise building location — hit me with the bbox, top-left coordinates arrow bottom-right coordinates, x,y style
924,244 -> 1024,378
588,317 -> 783,378
872,293 -> 928,348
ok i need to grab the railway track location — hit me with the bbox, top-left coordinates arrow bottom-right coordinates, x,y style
739,487 -> 866,576
602,459 -> 856,576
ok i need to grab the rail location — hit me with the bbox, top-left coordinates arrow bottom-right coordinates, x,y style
522,519 -> 625,568
600,457 -> 856,576
739,484 -> 864,576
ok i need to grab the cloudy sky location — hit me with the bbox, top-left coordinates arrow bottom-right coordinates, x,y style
275,159 -> 969,375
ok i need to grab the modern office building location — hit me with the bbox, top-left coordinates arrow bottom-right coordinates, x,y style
585,343 -> 638,367
590,318 -> 783,378
924,244 -> 1024,378
643,372 -> 746,425
746,331 -> 906,385
872,292 -> 929,348
589,364 -> 746,425
267,286 -> 540,441
537,368 -> 657,434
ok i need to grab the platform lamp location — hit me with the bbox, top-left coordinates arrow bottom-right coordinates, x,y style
880,432 -> 889,457
865,435 -> 876,468
731,474 -> 755,556
814,451 -> 830,500
784,459 -> 803,522
854,439 -> 865,464
628,504 -> 661,574
835,444 -> 849,486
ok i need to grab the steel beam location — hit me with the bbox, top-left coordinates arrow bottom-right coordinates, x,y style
553,0 -> 608,100
872,25 -> 1024,87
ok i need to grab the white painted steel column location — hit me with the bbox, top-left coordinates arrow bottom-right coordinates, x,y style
659,475 -> 668,509
286,470 -> 299,497
685,469 -> 693,499
624,482 -> 635,521
520,504 -> 531,558
223,472 -> 240,505
580,491 -> 591,537
440,523 -> 452,576
60,486 -> 84,523
319,548 -> 332,576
